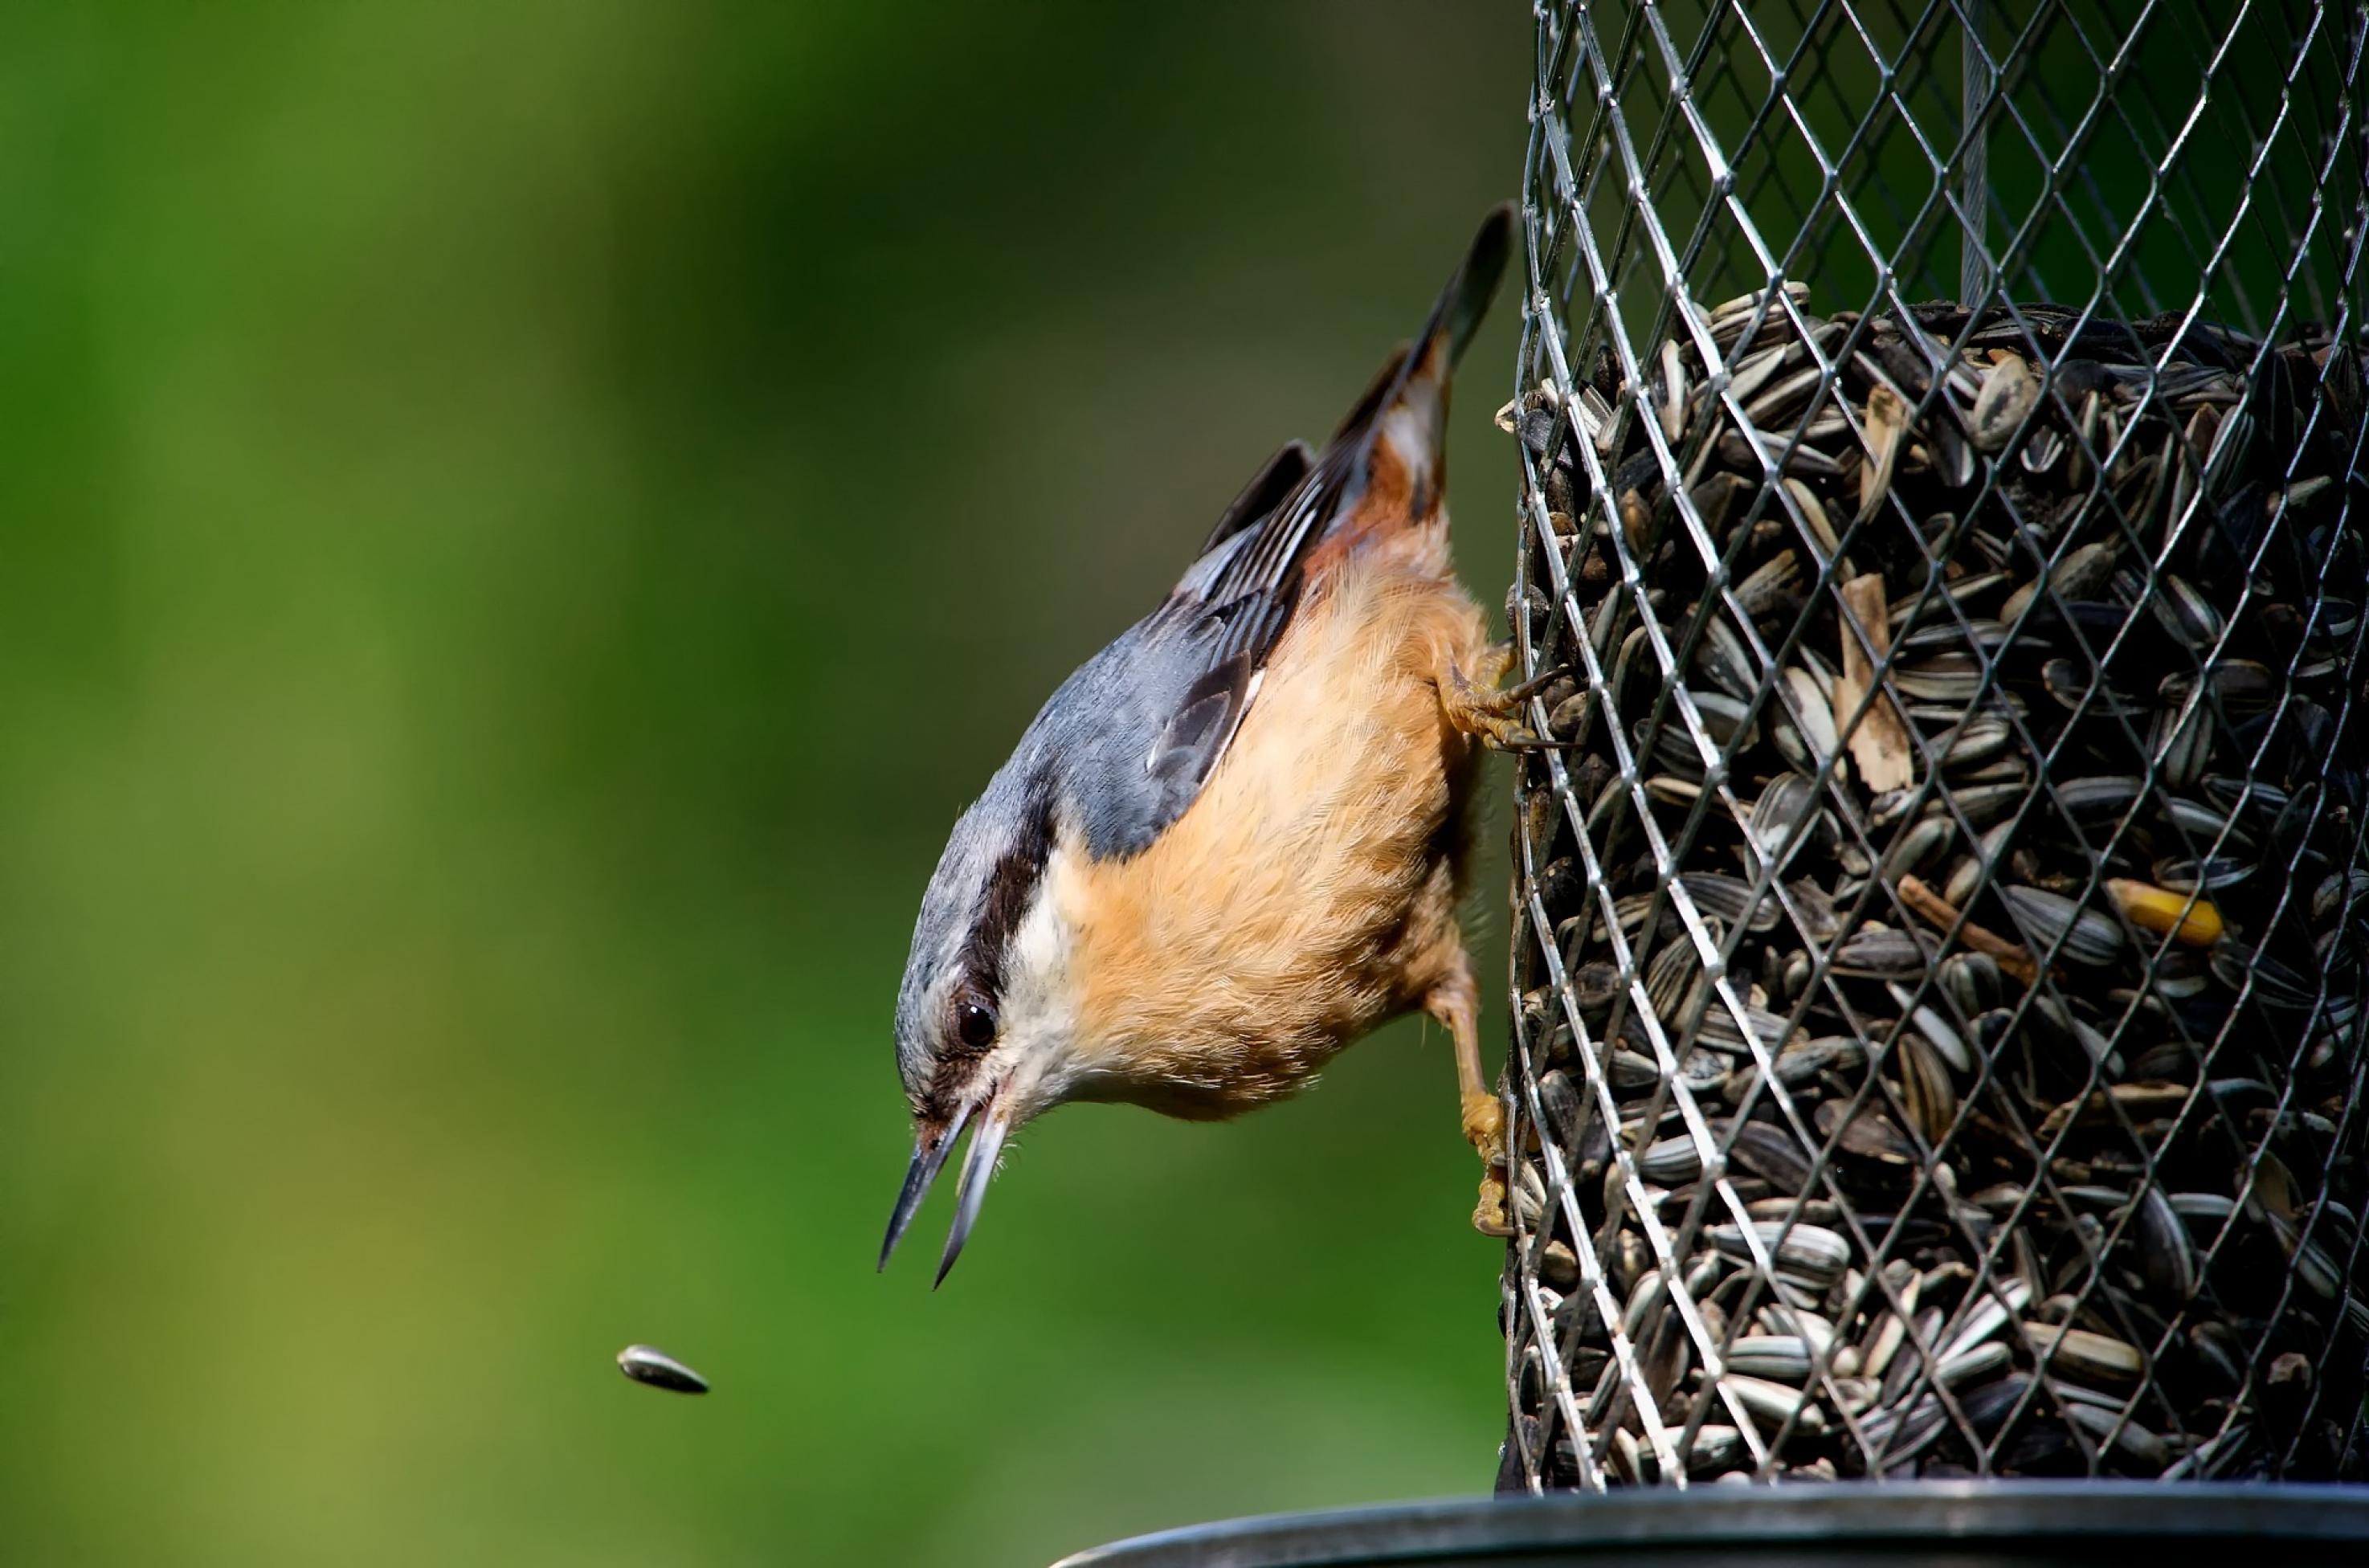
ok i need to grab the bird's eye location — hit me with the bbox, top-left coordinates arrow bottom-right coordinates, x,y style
954,997 -> 998,1050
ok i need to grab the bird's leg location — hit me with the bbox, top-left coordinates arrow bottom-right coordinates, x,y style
1440,642 -> 1563,751
1424,948 -> 1511,1238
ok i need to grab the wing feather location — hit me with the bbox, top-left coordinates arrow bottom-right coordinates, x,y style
1060,207 -> 1513,859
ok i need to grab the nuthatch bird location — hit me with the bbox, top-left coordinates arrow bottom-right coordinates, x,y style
882,207 -> 1541,1284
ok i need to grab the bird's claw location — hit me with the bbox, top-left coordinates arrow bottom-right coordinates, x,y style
1444,659 -> 1570,752
1472,1172 -> 1513,1238
1461,1088 -> 1507,1166
1462,1090 -> 1512,1236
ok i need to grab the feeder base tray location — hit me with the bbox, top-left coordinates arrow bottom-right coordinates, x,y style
1051,1481 -> 2369,1567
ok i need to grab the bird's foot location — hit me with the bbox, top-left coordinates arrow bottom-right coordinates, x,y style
1464,1089 -> 1513,1237
1461,1088 -> 1506,1165
1472,1173 -> 1514,1238
1442,656 -> 1566,752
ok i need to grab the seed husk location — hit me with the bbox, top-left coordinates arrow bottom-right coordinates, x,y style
1538,1069 -> 1587,1148
1834,573 -> 1915,791
1658,339 -> 1689,444
2150,695 -> 2216,790
1724,339 -> 1794,402
1748,772 -> 1820,864
1896,652 -> 1989,703
1857,382 -> 1909,525
1745,364 -> 1826,429
1862,1309 -> 1912,1382
1778,666 -> 1845,781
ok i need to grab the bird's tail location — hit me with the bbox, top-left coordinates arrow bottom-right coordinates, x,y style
1333,203 -> 1515,525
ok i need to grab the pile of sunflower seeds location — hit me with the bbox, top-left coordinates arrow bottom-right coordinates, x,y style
1499,286 -> 2369,1485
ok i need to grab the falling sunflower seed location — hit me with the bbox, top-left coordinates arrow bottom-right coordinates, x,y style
618,1345 -> 709,1395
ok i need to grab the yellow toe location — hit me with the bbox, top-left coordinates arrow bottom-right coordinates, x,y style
1462,1090 -> 1507,1164
1471,1174 -> 1513,1238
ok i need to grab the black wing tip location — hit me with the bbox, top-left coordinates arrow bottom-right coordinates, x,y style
1319,206 -> 1517,497
1200,439 -> 1316,555
1339,206 -> 1517,443
1440,203 -> 1517,369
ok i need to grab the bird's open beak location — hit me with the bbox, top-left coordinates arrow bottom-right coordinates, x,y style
877,1099 -> 969,1272
933,1103 -> 1011,1288
876,1089 -> 1013,1285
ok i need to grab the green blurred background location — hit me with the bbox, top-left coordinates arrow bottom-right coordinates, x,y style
0,4 -> 1532,1563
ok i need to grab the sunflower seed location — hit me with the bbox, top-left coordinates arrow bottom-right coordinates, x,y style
1971,353 -> 2040,451
618,1345 -> 710,1394
1935,1279 -> 2034,1366
2133,1186 -> 2198,1305
1897,1030 -> 1959,1145
1736,550 -> 1806,617
1722,1372 -> 1829,1434
1508,292 -> 2369,1487
1725,1334 -> 1815,1382
2024,1324 -> 2142,1389
2000,885 -> 2125,966
1727,1121 -> 1815,1192
1832,925 -> 1937,978
1711,1221 -> 1851,1284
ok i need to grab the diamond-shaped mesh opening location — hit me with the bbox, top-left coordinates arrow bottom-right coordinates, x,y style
1501,0 -> 2368,1490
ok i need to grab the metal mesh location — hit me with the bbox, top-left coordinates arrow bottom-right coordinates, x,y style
1500,0 -> 2369,1488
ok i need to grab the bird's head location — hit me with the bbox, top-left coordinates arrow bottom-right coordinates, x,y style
880,762 -> 1088,1284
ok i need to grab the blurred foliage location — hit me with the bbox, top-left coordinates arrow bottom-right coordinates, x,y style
0,3 -> 1530,1564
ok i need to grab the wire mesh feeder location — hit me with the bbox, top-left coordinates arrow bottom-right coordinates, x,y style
1498,0 -> 2369,1489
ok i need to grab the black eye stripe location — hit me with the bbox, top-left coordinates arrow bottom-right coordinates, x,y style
961,770 -> 1056,1005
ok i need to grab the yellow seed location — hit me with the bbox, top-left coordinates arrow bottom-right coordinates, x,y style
2106,878 -> 2223,946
